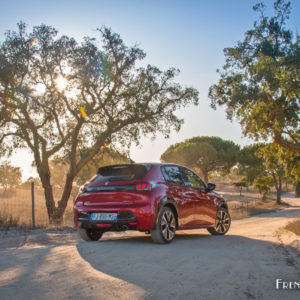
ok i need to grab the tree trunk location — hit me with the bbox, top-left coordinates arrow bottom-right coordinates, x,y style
203,171 -> 209,184
39,171 -> 57,224
39,168 -> 74,225
53,174 -> 75,224
296,182 -> 300,198
272,173 -> 282,204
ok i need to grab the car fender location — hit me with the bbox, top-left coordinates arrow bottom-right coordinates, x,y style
218,201 -> 228,211
153,197 -> 180,229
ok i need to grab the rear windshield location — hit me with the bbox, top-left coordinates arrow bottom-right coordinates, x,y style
90,164 -> 150,183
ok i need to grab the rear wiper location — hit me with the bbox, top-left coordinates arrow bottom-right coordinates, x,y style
108,177 -> 131,182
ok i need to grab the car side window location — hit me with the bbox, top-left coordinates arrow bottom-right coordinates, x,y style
181,168 -> 206,190
161,166 -> 184,186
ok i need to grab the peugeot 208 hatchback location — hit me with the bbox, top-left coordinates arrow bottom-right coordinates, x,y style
74,163 -> 231,244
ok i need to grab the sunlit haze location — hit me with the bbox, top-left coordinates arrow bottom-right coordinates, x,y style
1,0 -> 299,180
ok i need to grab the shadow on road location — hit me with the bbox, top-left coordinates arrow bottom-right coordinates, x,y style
75,232 -> 300,299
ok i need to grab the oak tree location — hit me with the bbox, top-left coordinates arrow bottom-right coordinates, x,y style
0,23 -> 198,224
209,0 -> 300,154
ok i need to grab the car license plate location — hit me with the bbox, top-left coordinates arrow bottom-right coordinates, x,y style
90,213 -> 118,221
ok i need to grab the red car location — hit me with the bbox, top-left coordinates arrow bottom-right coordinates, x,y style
74,163 -> 231,244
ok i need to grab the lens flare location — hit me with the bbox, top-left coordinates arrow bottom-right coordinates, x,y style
80,107 -> 87,118
29,38 -> 38,49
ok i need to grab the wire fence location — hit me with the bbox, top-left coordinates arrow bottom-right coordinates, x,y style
0,183 -> 76,228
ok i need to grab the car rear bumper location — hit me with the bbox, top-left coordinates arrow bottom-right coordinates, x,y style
74,207 -> 155,230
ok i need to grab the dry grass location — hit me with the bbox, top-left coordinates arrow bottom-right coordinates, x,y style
285,219 -> 300,236
228,200 -> 288,219
0,187 -> 76,227
217,184 -> 289,219
0,211 -> 20,228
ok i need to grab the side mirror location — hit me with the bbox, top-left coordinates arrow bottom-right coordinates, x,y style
206,183 -> 216,192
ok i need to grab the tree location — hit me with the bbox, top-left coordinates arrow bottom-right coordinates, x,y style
71,147 -> 129,186
209,0 -> 300,154
237,144 -> 264,185
253,174 -> 274,201
0,162 -> 22,190
0,23 -> 199,224
161,136 -> 240,183
233,181 -> 248,196
275,143 -> 300,197
256,143 -> 285,204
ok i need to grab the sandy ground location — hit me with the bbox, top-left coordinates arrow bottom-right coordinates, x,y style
0,193 -> 300,300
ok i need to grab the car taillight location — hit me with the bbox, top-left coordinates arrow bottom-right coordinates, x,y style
136,182 -> 156,191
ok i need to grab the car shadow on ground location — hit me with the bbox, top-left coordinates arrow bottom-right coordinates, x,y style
75,232 -> 300,299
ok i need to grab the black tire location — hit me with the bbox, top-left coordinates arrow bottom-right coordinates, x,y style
207,207 -> 231,235
78,228 -> 104,241
151,207 -> 176,244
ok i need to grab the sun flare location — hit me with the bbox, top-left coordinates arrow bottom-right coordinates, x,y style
34,83 -> 46,95
56,76 -> 68,91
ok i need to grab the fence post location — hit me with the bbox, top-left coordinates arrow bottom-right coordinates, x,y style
31,181 -> 35,229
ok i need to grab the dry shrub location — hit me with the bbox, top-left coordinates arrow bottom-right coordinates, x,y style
0,211 -> 19,228
285,219 -> 300,236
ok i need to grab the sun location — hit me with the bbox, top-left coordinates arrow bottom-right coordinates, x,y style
34,83 -> 46,95
56,75 -> 68,91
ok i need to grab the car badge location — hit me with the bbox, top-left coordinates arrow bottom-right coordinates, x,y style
105,182 -> 109,185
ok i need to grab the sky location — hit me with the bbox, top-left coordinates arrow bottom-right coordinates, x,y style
1,0 -> 299,180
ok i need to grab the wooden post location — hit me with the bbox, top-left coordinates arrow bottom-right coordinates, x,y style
31,181 -> 35,229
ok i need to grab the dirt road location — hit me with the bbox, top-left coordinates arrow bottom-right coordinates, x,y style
0,194 -> 300,300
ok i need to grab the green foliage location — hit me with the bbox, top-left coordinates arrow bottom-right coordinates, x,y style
234,181 -> 248,188
161,136 -> 240,183
0,22 -> 199,224
237,144 -> 264,184
256,143 -> 285,178
209,0 -> 300,154
0,162 -> 22,190
253,174 -> 274,201
234,181 -> 248,196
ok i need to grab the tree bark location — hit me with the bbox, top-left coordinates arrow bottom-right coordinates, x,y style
272,173 -> 282,204
203,171 -> 209,184
296,182 -> 300,198
39,170 -> 56,224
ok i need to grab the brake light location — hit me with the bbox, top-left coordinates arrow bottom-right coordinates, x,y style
97,224 -> 112,227
129,222 -> 137,225
136,182 -> 155,191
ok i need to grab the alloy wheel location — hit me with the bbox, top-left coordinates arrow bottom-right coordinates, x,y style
161,210 -> 176,241
215,209 -> 230,234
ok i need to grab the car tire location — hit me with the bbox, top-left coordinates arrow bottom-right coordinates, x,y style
78,228 -> 104,241
151,206 -> 176,244
207,207 -> 231,235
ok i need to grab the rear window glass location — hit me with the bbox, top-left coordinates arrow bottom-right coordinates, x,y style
90,164 -> 150,183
